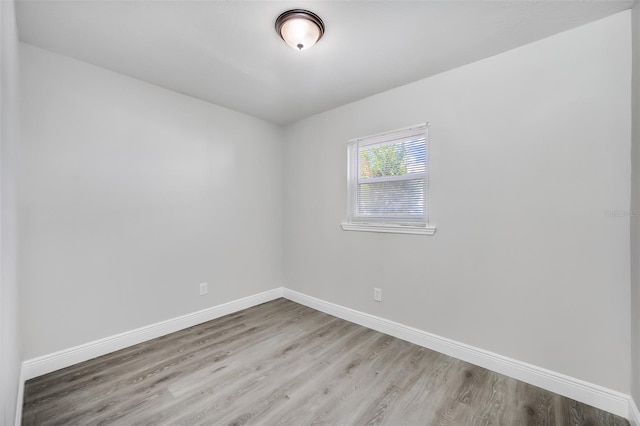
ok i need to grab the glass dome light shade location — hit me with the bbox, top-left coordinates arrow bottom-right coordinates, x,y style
276,10 -> 325,51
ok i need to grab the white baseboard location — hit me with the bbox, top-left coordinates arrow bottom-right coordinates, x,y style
282,288 -> 631,420
14,367 -> 24,426
22,287 -> 284,381
630,397 -> 640,426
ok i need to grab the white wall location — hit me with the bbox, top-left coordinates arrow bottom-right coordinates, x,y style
20,44 -> 283,359
631,0 -> 640,408
0,0 -> 21,423
284,12 -> 631,392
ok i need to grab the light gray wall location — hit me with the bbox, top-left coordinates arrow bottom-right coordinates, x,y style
631,0 -> 640,407
20,44 -> 284,359
284,12 -> 632,392
0,0 -> 21,423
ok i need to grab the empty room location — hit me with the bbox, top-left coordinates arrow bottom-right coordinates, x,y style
2,0 -> 640,424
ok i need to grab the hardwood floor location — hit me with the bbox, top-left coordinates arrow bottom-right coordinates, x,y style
22,298 -> 629,426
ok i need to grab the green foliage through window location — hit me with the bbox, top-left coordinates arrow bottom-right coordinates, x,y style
359,143 -> 407,178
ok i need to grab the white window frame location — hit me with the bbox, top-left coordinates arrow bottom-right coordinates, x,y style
341,123 -> 436,235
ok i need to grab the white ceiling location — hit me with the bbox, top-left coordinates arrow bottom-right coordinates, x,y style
16,0 -> 633,125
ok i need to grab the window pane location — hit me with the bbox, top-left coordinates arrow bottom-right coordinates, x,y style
347,125 -> 429,225
358,138 -> 425,180
357,178 -> 424,217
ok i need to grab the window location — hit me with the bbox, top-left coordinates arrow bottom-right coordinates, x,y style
341,124 -> 435,235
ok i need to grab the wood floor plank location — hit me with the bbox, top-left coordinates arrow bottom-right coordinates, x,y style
22,299 -> 630,426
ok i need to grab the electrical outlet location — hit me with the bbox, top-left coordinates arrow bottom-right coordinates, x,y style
199,282 -> 208,296
373,287 -> 382,302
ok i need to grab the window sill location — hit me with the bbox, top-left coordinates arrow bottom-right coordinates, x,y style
340,222 -> 437,235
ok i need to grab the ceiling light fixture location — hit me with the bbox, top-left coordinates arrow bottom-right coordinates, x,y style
275,9 -> 325,51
